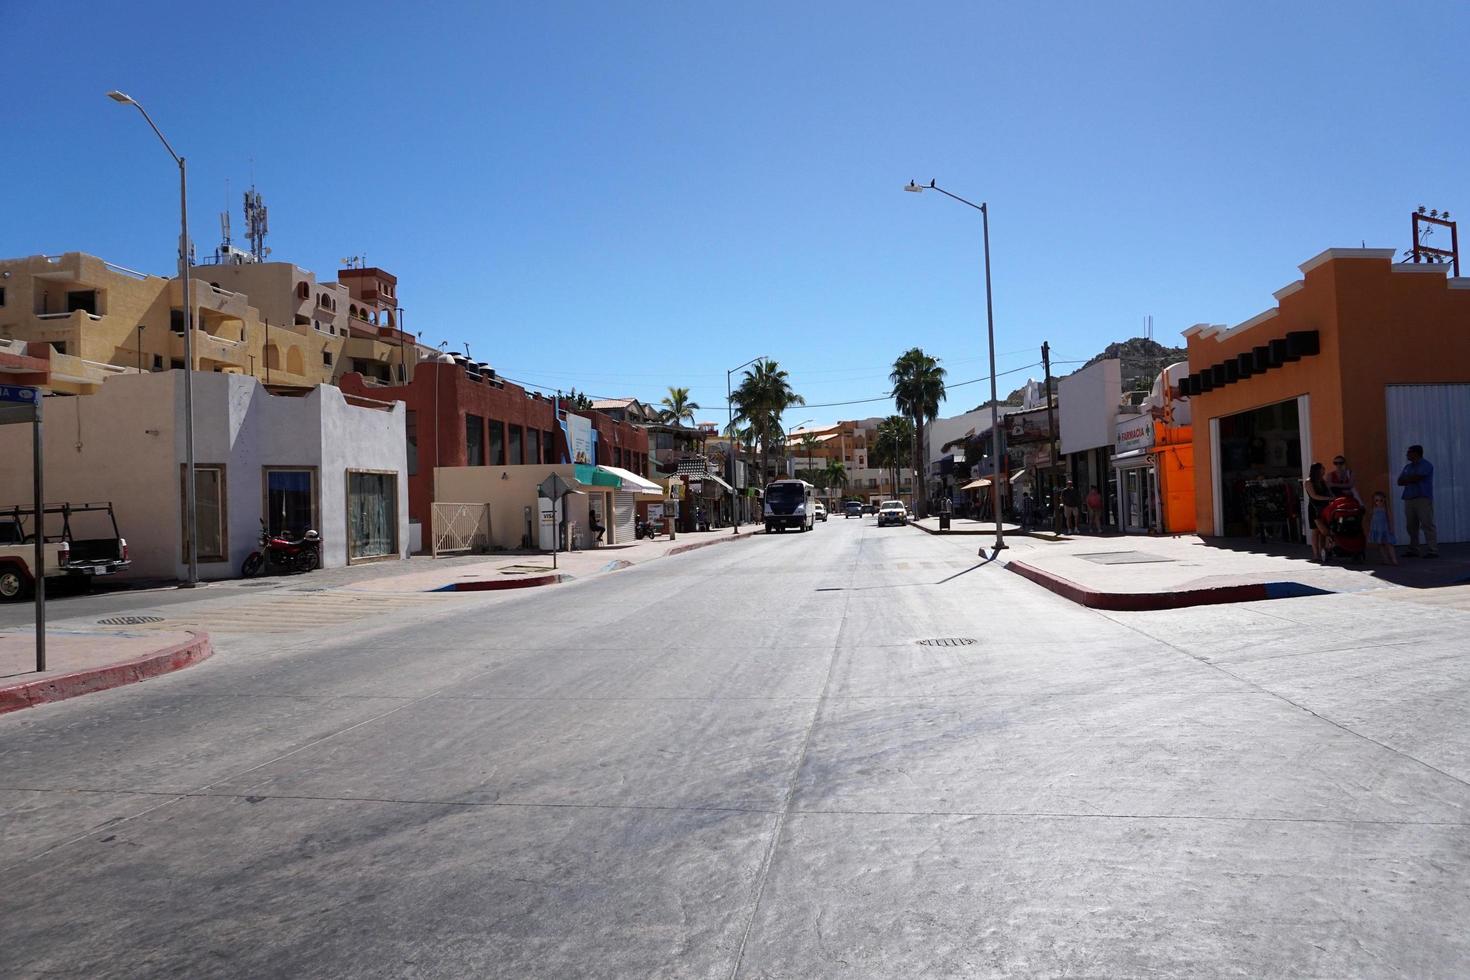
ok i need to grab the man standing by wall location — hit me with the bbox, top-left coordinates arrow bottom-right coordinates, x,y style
1397,444 -> 1438,558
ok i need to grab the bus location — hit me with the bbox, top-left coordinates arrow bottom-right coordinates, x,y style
764,479 -> 816,533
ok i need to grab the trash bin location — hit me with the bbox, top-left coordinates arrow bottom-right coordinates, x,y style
939,514 -> 951,531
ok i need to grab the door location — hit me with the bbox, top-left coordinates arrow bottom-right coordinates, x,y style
347,470 -> 398,561
1386,384 -> 1470,543
613,491 -> 636,544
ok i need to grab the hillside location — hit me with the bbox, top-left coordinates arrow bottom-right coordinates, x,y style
969,336 -> 1187,411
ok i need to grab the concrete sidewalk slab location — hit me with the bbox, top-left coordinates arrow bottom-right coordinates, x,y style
346,526 -> 763,594
999,535 -> 1470,611
0,629 -> 212,713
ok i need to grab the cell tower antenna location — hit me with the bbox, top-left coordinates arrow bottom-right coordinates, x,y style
244,185 -> 271,262
220,179 -> 232,248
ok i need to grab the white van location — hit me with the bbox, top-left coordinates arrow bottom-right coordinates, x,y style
764,479 -> 816,533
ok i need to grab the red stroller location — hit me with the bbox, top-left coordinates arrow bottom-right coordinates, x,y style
1322,495 -> 1366,563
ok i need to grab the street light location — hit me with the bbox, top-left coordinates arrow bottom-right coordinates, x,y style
727,355 -> 765,532
904,178 -> 1006,554
110,90 -> 200,585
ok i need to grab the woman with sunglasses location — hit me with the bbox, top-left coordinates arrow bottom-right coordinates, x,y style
1326,455 -> 1358,502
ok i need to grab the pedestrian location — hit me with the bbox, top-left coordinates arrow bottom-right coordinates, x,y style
1397,444 -> 1438,557
1060,480 -> 1080,534
1367,490 -> 1399,566
589,507 -> 606,544
1326,455 -> 1358,502
1303,462 -> 1332,562
1085,484 -> 1104,533
1020,491 -> 1035,532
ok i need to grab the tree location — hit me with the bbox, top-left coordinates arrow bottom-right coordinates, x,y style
890,348 -> 947,517
824,459 -> 847,498
730,359 -> 805,487
659,386 -> 700,426
798,432 -> 821,481
562,388 -> 593,411
871,415 -> 914,502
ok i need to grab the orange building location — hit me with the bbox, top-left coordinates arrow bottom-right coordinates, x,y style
1182,248 -> 1470,543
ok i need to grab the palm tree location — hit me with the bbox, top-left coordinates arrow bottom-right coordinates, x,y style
799,432 -> 821,481
730,359 -> 804,487
824,459 -> 847,503
872,415 -> 914,502
890,348 -> 947,517
659,386 -> 700,427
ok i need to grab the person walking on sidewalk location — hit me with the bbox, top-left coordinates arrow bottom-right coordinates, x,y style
1304,462 -> 1332,562
1367,491 -> 1399,566
1086,485 -> 1104,533
1397,444 -> 1438,557
1020,492 -> 1035,532
1060,480 -> 1081,534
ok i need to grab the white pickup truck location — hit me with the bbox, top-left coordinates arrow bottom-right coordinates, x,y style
0,502 -> 130,601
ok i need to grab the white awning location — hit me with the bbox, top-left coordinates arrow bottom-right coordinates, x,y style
1112,449 -> 1152,465
597,465 -> 665,496
702,473 -> 734,492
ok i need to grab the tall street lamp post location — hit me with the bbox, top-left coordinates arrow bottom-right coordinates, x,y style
110,90 -> 200,585
904,178 -> 1006,554
727,355 -> 765,532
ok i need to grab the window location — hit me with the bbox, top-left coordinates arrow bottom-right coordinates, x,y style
528,429 -> 541,465
466,414 -> 485,466
489,420 -> 506,466
170,310 -> 189,333
183,464 -> 227,562
406,410 -> 418,476
347,470 -> 398,561
264,468 -> 317,538
297,281 -> 310,299
66,290 -> 97,315
545,430 -> 557,463
171,359 -> 186,370
322,350 -> 333,366
52,342 -> 67,355
508,425 -> 523,466
0,286 -> 6,306
152,355 -> 164,371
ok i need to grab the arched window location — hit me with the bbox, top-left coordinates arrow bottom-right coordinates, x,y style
286,347 -> 304,375
297,282 -> 309,299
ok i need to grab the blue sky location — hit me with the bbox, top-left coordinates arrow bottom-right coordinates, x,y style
4,1 -> 1466,427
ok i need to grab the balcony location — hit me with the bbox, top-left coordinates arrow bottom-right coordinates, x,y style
172,330 -> 249,369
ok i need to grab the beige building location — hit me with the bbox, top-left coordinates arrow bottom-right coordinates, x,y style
0,251 -> 429,395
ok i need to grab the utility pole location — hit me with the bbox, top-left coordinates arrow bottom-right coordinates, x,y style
1042,341 -> 1059,532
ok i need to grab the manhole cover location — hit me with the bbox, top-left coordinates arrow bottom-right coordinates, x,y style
1076,551 -> 1176,565
916,637 -> 976,647
98,615 -> 164,626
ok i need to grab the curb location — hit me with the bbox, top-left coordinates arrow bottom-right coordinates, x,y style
0,631 -> 214,714
1006,559 -> 1331,611
665,529 -> 761,558
434,573 -> 567,592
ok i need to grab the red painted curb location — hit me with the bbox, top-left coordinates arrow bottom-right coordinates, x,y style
1006,559 -> 1272,611
446,573 -> 565,591
0,631 -> 214,714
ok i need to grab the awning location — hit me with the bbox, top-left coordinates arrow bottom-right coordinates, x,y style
962,471 -> 1027,490
573,463 -> 622,488
700,473 -> 734,492
1112,449 -> 1152,465
597,465 -> 664,497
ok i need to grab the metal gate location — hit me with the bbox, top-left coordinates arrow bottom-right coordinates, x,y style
1386,384 -> 1470,544
613,491 -> 636,544
431,502 -> 491,556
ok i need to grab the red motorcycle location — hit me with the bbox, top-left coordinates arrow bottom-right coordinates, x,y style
241,520 -> 321,577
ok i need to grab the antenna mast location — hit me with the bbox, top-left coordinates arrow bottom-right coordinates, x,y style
244,186 -> 271,262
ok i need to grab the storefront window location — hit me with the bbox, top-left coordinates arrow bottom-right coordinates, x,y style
265,468 -> 316,537
183,464 -> 226,562
528,429 -> 541,465
509,425 -> 523,465
1218,398 -> 1302,538
347,471 -> 398,560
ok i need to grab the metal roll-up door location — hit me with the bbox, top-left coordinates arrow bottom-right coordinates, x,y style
614,491 -> 636,544
1386,384 -> 1470,543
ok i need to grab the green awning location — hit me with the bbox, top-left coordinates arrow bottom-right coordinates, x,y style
574,463 -> 622,488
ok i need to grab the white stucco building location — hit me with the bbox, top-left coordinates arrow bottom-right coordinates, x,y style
0,372 -> 408,581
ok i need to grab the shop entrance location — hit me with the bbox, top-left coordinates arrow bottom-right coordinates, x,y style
1215,397 -> 1303,539
1116,461 -> 1156,533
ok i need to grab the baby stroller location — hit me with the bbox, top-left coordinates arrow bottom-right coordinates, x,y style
1321,495 -> 1366,563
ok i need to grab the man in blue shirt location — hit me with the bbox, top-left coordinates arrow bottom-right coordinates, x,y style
1396,444 -> 1438,557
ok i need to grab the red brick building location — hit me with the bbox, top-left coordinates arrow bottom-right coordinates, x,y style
339,359 -> 648,538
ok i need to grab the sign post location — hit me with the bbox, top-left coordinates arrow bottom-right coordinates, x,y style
0,385 -> 44,672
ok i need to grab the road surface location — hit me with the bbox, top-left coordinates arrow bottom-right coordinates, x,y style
2,518 -> 1467,977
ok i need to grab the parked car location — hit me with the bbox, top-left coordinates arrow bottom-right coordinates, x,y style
844,501 -> 863,518
863,503 -> 878,515
877,500 -> 909,527
814,502 -> 827,522
0,502 -> 131,601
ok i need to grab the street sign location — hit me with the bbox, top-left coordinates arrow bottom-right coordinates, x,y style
0,384 -> 40,405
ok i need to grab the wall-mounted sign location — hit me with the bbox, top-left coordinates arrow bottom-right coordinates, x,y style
566,413 -> 594,465
1115,415 -> 1155,454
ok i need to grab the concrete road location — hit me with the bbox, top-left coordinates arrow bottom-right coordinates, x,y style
2,518 -> 1467,977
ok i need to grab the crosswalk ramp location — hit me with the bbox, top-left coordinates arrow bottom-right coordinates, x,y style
90,589 -> 458,635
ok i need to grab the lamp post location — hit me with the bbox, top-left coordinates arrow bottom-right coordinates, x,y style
904,178 -> 1005,553
110,90 -> 199,585
727,355 -> 765,532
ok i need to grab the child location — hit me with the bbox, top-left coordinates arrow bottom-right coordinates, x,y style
1367,491 -> 1399,566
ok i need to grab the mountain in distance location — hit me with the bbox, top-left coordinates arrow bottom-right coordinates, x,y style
968,336 -> 1188,411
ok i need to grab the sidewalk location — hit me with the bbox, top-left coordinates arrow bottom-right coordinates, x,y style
911,516 -> 1025,536
348,526 -> 763,593
995,533 -> 1470,611
0,628 -> 212,713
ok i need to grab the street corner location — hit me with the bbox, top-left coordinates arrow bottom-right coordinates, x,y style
0,629 -> 212,714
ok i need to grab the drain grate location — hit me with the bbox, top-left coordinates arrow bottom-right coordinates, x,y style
99,615 -> 165,626
916,637 -> 976,647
